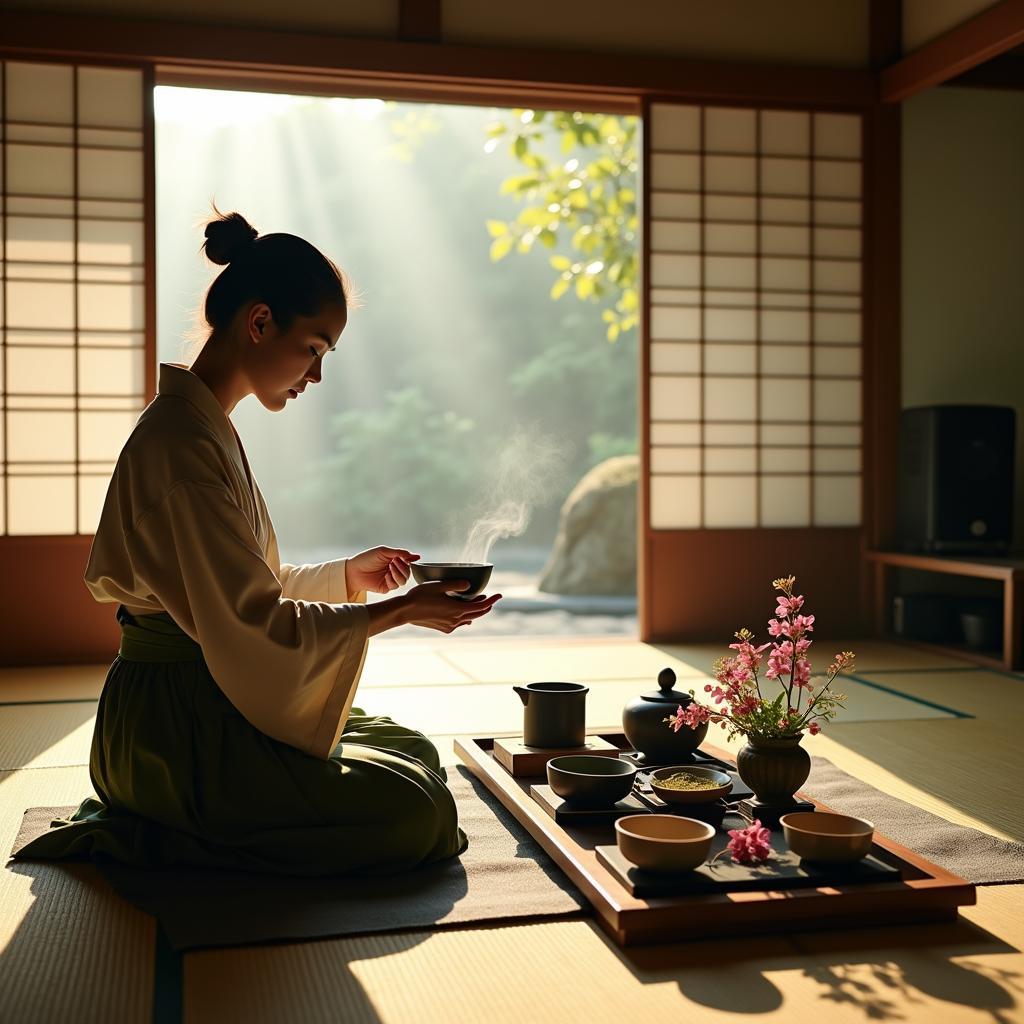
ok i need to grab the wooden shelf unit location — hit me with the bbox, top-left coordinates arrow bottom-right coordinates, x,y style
866,550 -> 1024,671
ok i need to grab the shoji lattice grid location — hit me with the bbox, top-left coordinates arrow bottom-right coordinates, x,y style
647,104 -> 862,529
1,60 -> 146,535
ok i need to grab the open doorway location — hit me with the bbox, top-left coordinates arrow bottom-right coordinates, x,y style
155,87 -> 639,638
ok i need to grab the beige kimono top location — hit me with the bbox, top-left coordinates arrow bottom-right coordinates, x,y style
84,361 -> 370,760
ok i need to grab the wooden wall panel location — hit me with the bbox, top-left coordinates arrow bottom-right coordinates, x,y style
0,536 -> 120,664
442,0 -> 870,68
645,527 -> 864,641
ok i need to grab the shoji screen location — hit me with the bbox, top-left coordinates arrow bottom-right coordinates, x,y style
642,101 -> 864,640
647,103 -> 861,531
1,59 -> 148,537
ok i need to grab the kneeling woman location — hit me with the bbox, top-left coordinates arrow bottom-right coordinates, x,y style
17,211 -> 500,877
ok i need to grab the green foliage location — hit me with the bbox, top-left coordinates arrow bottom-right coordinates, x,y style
587,432 -> 638,467
291,387 -> 482,547
383,103 -> 442,162
485,109 -> 639,342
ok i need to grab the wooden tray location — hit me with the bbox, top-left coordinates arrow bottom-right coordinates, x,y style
454,732 -> 977,947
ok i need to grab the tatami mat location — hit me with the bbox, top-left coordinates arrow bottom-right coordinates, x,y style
0,647 -> 974,772
849,669 -> 1008,719
362,675 -> 959,741
439,640 -> 708,684
360,649 -> 476,687
0,767 -> 154,1024
0,703 -> 96,770
1,636 -> 1022,1024
652,638 -> 979,677
182,897 -> 1024,1024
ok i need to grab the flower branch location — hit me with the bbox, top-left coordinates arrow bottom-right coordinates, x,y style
663,575 -> 856,742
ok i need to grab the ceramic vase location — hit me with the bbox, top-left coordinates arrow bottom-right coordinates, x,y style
735,734 -> 810,804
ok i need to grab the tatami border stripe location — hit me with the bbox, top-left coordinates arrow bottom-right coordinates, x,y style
850,666 -> 978,674
0,698 -> 100,707
152,925 -> 183,1024
981,667 -> 1024,683
839,672 -> 973,719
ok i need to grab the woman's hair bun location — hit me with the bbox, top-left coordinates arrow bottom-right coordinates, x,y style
203,208 -> 259,266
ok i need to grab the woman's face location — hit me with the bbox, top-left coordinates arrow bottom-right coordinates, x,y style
246,301 -> 348,411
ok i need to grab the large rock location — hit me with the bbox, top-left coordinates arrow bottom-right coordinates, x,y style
538,454 -> 638,595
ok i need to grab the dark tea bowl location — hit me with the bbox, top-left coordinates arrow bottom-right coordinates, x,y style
410,562 -> 493,599
547,755 -> 637,808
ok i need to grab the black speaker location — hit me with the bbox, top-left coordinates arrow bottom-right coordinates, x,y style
897,405 -> 1015,553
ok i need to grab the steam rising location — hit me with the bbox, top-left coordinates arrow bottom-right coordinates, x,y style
454,428 -> 571,564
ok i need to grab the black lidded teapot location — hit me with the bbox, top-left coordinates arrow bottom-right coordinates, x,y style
622,667 -> 708,764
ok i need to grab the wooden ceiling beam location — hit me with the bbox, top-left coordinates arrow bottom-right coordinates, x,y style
881,0 -> 1024,102
944,50 -> 1024,89
0,10 -> 875,109
399,0 -> 442,45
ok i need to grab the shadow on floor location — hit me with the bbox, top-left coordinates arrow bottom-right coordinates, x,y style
611,914 -> 1022,1020
0,858 -> 458,1024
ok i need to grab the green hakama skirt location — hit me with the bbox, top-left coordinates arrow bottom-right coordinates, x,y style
15,607 -> 468,877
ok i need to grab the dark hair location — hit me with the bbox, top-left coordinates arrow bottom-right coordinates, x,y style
200,206 -> 349,335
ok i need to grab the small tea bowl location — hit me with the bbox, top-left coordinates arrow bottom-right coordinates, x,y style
615,814 -> 715,872
410,562 -> 493,599
546,755 -> 637,807
780,811 -> 875,863
650,765 -> 732,805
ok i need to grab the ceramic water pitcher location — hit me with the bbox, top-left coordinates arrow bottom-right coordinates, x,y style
513,681 -> 588,748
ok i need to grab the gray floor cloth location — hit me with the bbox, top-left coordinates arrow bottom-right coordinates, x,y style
801,755 -> 1024,885
10,765 -> 588,952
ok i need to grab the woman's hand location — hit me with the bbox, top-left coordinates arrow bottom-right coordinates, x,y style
345,546 -> 419,595
400,581 -> 502,634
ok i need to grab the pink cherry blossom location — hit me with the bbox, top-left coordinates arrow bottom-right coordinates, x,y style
791,614 -> 815,634
793,659 -> 811,687
725,820 -> 773,864
734,695 -> 760,717
666,702 -> 712,732
662,576 -> 854,745
766,645 -> 793,680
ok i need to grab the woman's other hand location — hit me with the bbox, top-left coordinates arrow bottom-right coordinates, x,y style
346,546 -> 419,595
401,581 -> 502,634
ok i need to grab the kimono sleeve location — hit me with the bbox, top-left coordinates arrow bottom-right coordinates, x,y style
125,479 -> 369,759
279,558 -> 351,603
262,503 -> 366,604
